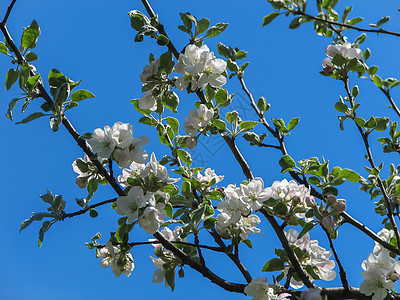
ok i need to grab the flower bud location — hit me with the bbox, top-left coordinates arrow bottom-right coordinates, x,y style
300,288 -> 322,300
334,200 -> 346,213
326,194 -> 337,207
390,272 -> 400,282
305,196 -> 317,207
322,217 -> 335,230
186,137 -> 197,149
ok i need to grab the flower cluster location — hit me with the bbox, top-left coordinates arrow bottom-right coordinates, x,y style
87,121 -> 149,168
284,229 -> 336,289
184,104 -> 214,148
99,241 -> 135,277
216,177 -> 268,240
360,229 -> 400,300
322,42 -> 362,73
244,277 -> 290,300
175,44 -> 227,91
116,153 -> 179,234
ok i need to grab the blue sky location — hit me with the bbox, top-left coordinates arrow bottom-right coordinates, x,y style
1,0 -> 400,299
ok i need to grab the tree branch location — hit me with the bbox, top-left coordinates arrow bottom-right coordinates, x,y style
292,10 -> 400,37
1,0 -> 17,25
343,77 -> 400,250
321,225 -> 349,291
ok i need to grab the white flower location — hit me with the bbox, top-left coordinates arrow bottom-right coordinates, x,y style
115,186 -> 150,223
373,229 -> 394,255
244,278 -> 290,300
145,152 -> 180,184
196,168 -> 224,184
238,214 -> 262,239
113,136 -> 150,168
140,58 -> 160,84
138,204 -> 167,234
87,125 -> 115,161
360,268 -> 393,300
175,44 -> 226,91
100,241 -> 135,277
284,229 -> 336,289
139,92 -> 157,111
111,122 -> 134,148
362,250 -> 396,274
150,256 -> 175,287
325,42 -> 362,60
241,177 -> 269,211
117,162 -> 147,188
72,154 -> 93,188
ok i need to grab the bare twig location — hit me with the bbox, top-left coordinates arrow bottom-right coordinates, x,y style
321,225 -> 349,291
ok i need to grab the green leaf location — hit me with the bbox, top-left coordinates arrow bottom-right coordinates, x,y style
239,121 -> 258,131
177,149 -> 192,166
20,213 -> 46,232
242,239 -> 253,249
289,17 -> 301,29
215,88 -> 228,105
206,23 -> 228,38
54,82 -> 70,107
279,155 -> 296,173
0,42 -> 7,54
257,97 -> 269,114
157,34 -> 169,46
128,10 -> 150,31
5,69 -> 19,90
164,269 -> 176,291
179,13 -> 194,32
16,112 -> 47,124
339,168 -> 361,182
6,98 -> 20,120
217,43 -> 231,58
334,102 -> 348,113
288,118 -> 300,131
89,209 -> 98,218
375,117 -> 389,131
262,258 -> 285,272
364,117 -> 377,128
166,117 -> 179,134
162,91 -> 179,113
71,89 -> 95,102
298,222 -> 315,239
331,54 -> 346,66
205,85 -> 216,100
25,51 -> 38,62
21,20 -> 40,49
262,12 -> 280,26
348,17 -> 363,25
373,75 -> 383,88
354,117 -> 365,127
363,48 -> 371,61
196,18 -> 210,35
212,119 -> 226,130
38,220 -> 51,248
48,69 -> 66,87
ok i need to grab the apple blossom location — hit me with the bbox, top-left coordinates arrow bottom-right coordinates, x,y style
87,125 -> 115,161
244,278 -> 290,300
100,241 -> 135,277
138,205 -> 166,234
241,177 -> 269,210
116,186 -> 151,223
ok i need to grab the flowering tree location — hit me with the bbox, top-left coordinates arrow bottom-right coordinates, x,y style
2,0 -> 400,299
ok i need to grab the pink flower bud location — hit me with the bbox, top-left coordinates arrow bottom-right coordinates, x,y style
390,273 -> 400,282
322,217 -> 335,230
326,194 -> 337,207
334,201 -> 346,213
306,196 -> 317,207
186,137 -> 197,149
300,288 -> 322,300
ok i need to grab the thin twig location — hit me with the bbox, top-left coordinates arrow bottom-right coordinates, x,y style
343,77 -> 400,250
379,87 -> 400,119
60,198 -> 117,220
321,225 -> 349,291
292,10 -> 400,37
